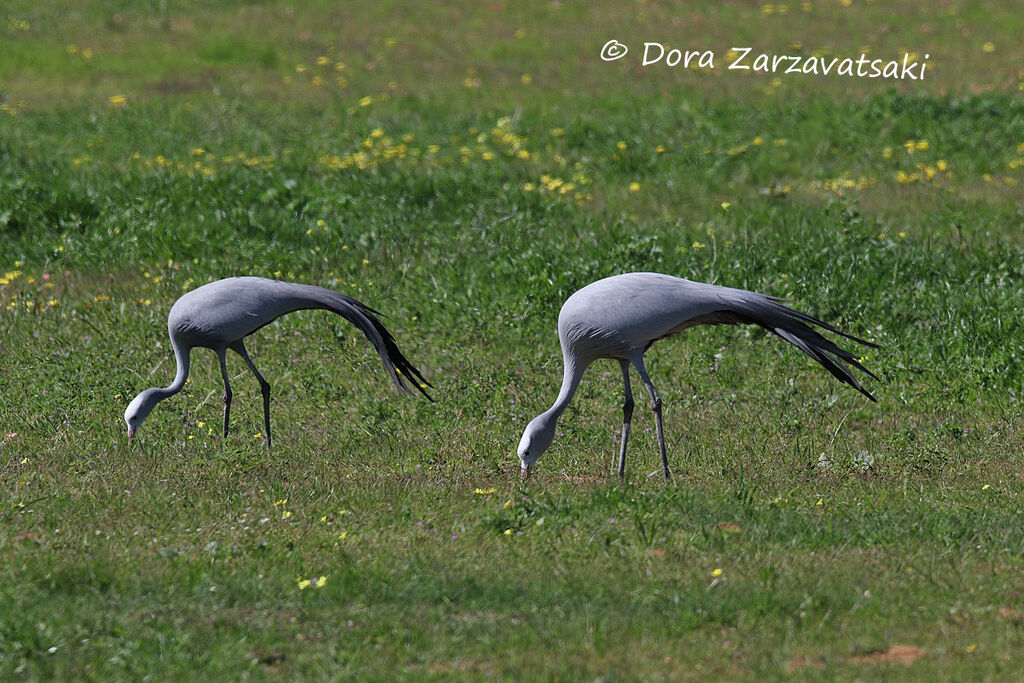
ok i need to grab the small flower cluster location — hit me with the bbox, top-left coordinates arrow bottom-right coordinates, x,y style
120,150 -> 277,178
297,575 -> 327,590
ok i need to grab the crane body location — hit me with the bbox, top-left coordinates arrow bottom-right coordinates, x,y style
125,277 -> 430,447
518,272 -> 877,480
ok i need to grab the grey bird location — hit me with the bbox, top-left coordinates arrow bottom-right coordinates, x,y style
517,272 -> 877,481
124,276 -> 431,446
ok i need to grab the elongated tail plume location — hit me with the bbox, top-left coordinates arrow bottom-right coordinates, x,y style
709,292 -> 878,401
304,286 -> 433,400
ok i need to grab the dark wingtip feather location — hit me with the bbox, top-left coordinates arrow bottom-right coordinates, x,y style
359,305 -> 433,401
735,293 -> 879,402
388,339 -> 434,402
776,305 -> 880,349
319,288 -> 433,401
773,326 -> 877,402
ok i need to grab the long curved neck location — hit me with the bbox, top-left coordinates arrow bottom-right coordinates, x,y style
541,351 -> 586,422
156,336 -> 191,399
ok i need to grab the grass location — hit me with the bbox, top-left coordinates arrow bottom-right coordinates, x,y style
2,0 -> 1024,678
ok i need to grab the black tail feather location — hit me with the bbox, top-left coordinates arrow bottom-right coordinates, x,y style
311,287 -> 433,401
360,305 -> 434,401
775,305 -> 880,349
719,292 -> 879,402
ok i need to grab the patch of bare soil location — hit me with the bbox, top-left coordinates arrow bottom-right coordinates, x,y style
849,645 -> 924,666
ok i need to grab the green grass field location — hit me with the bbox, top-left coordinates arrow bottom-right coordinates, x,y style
2,0 -> 1023,678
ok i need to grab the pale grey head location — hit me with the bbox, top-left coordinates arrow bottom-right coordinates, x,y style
124,388 -> 162,442
517,413 -> 557,480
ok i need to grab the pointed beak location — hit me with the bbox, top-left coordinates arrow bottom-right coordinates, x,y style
128,428 -> 135,444
520,465 -> 532,482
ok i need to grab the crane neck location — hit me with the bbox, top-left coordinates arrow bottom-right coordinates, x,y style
542,352 -> 586,423
158,336 -> 191,398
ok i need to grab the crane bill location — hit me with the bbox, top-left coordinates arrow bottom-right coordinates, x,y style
521,465 -> 532,482
127,429 -> 135,444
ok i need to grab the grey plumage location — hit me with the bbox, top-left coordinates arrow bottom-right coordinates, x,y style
517,272 -> 877,480
124,277 -> 430,447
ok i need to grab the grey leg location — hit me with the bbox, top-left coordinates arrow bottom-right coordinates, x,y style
231,340 -> 272,450
218,348 -> 232,438
632,355 -> 670,481
617,359 -> 634,480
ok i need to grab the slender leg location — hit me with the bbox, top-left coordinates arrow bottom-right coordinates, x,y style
632,355 -> 670,481
617,359 -> 634,480
218,348 -> 232,438
231,340 -> 272,450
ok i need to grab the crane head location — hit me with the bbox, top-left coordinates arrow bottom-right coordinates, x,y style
517,414 -> 557,480
124,388 -> 160,443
